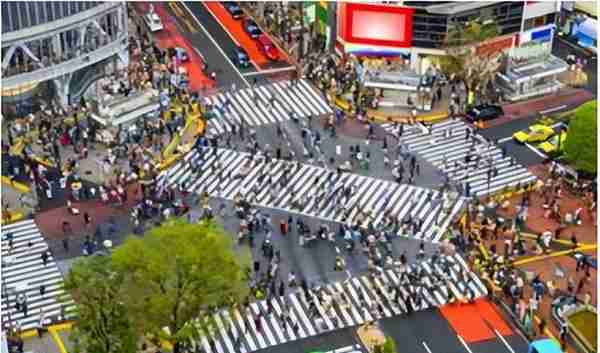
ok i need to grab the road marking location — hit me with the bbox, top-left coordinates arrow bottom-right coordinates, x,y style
422,341 -> 433,353
180,1 -> 250,88
494,329 -> 516,353
524,142 -> 548,159
457,335 -> 474,353
540,105 -> 568,115
498,136 -> 513,143
201,2 -> 241,46
242,66 -> 296,76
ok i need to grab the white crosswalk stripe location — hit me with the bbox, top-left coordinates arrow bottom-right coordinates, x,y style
204,79 -> 332,137
1,220 -> 76,331
160,148 -> 465,242
382,120 -> 538,197
188,253 -> 486,353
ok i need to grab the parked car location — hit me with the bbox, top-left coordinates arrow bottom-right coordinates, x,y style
465,104 -> 504,123
243,19 -> 262,38
167,47 -> 189,62
257,34 -> 279,61
223,2 -> 243,19
513,124 -> 555,144
232,47 -> 250,68
144,12 -> 163,32
537,131 -> 567,153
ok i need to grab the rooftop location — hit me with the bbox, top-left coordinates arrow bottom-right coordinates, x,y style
423,1 -> 497,15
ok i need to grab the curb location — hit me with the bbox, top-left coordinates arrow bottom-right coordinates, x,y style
367,110 -> 449,124
1,176 -> 31,193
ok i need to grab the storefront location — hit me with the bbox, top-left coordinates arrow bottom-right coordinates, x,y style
496,25 -> 568,101
363,69 -> 436,111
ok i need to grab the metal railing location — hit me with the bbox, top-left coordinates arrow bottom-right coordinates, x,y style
0,34 -> 128,90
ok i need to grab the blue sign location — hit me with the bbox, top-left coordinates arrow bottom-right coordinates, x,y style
531,28 -> 553,42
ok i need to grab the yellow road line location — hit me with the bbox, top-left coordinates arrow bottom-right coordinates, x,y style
367,110 -> 448,124
19,329 -> 38,339
513,244 -> 597,266
1,176 -> 31,193
49,327 -> 69,353
2,212 -> 24,225
520,232 -> 593,247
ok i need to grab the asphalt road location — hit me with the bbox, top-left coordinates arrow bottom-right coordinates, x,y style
478,116 -> 546,167
380,308 -> 529,353
255,326 -> 360,353
181,1 -> 251,89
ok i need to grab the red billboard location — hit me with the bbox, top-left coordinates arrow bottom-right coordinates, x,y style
338,3 -> 414,48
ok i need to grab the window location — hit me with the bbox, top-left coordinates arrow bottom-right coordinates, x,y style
45,2 -> 54,22
52,2 -> 63,20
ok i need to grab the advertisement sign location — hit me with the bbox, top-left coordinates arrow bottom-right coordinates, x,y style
519,24 -> 556,45
476,35 -> 515,57
338,3 -> 414,48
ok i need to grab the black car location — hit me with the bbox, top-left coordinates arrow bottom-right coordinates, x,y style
223,2 -> 243,19
466,104 -> 504,122
232,47 -> 250,68
243,19 -> 262,38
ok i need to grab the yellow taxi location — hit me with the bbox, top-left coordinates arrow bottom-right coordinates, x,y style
512,124 -> 555,144
538,131 -> 567,153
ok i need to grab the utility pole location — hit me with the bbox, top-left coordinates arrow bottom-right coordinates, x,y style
298,3 -> 305,60
327,1 -> 337,53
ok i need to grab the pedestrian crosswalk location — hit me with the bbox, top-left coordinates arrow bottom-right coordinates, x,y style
203,79 -> 333,137
1,219 -> 76,331
383,120 -> 538,197
160,147 -> 465,242
187,253 -> 486,353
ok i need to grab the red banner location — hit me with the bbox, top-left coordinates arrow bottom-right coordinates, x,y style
476,35 -> 515,57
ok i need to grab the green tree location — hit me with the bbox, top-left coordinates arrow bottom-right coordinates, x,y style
112,220 -> 250,353
374,336 -> 397,353
64,255 -> 138,353
564,100 -> 597,174
437,20 -> 502,104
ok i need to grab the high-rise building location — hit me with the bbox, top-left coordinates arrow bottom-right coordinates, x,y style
1,1 -> 129,114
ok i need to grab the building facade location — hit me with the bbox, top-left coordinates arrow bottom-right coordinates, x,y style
1,1 -> 129,112
336,1 -> 561,74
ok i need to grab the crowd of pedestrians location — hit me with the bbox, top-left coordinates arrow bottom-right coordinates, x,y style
457,160 -> 596,346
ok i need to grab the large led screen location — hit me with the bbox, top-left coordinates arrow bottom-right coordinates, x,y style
340,3 -> 414,48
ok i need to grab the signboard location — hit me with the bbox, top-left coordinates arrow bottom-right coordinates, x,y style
338,3 -> 414,48
476,35 -> 515,57
304,3 -> 316,24
519,24 -> 556,45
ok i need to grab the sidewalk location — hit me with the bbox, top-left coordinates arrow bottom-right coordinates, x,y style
471,163 -> 597,353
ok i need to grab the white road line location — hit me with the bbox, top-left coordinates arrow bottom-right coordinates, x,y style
243,66 -> 297,76
494,329 -> 517,353
540,105 -> 567,115
525,142 -> 548,159
457,335 -> 474,353
181,2 -> 250,88
422,341 -> 433,353
498,136 -> 513,143
201,3 -> 241,46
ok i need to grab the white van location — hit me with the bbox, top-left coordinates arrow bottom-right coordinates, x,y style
144,12 -> 163,32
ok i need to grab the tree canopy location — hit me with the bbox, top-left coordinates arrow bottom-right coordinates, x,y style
64,255 -> 138,353
65,220 -> 250,353
564,100 -> 597,174
436,20 -> 502,102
